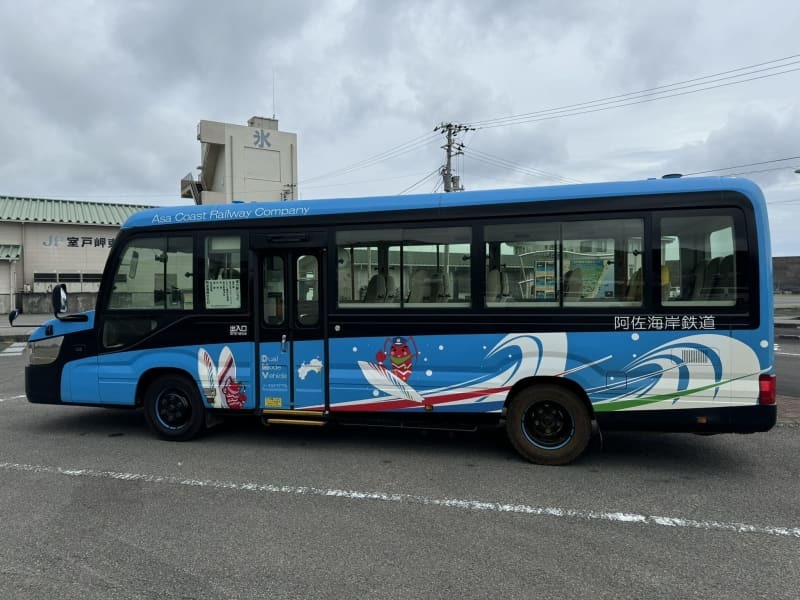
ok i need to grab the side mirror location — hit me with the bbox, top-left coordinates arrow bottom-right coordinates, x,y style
48,283 -> 88,323
8,309 -> 18,325
52,283 -> 68,315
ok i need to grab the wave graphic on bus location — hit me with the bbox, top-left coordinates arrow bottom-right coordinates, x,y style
343,333 -> 569,411
591,334 -> 765,411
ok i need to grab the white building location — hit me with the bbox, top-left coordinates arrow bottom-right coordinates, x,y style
2,116 -> 300,313
181,116 -> 298,204
0,196 -> 151,313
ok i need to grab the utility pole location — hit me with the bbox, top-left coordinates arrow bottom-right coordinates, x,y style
435,122 -> 473,192
281,183 -> 296,201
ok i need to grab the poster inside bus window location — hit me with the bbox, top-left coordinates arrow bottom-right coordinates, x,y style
205,278 -> 241,308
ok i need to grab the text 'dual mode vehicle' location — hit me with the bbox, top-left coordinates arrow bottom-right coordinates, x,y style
19,176 -> 777,464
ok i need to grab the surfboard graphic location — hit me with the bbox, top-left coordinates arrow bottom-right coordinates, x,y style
197,348 -> 219,404
358,361 -> 425,403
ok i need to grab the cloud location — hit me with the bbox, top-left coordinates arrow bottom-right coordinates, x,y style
0,0 -> 797,255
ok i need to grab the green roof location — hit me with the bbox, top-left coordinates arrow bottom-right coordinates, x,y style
0,245 -> 21,260
0,196 -> 154,226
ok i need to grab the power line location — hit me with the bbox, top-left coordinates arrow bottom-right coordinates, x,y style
683,156 -> 800,176
467,54 -> 800,130
465,148 -> 582,184
768,197 -> 800,206
469,53 -> 800,127
302,171 -> 433,191
725,165 -> 800,177
300,131 -> 440,184
398,167 -> 441,195
469,54 -> 800,128
289,54 -> 800,192
474,66 -> 800,129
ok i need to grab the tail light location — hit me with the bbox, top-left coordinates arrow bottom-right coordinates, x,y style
758,374 -> 776,405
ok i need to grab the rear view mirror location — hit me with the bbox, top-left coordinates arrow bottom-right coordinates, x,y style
129,250 -> 139,279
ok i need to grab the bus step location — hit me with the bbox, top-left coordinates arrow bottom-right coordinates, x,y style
261,409 -> 325,418
261,410 -> 327,427
264,418 -> 327,427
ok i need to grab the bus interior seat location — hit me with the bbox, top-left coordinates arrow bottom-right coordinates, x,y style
486,269 -> 510,303
720,253 -> 735,287
625,268 -> 642,301
660,265 -> 671,300
711,255 -> 735,300
364,274 -> 386,302
429,272 -> 451,303
690,259 -> 708,299
453,272 -> 470,301
498,271 -> 510,299
486,269 -> 501,302
408,270 -> 430,303
385,274 -> 399,303
707,257 -> 722,291
693,257 -> 721,300
563,268 -> 583,301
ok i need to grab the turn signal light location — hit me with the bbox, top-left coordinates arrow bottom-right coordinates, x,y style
758,374 -> 776,405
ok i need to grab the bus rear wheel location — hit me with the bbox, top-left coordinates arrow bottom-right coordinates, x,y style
506,384 -> 591,465
144,375 -> 206,441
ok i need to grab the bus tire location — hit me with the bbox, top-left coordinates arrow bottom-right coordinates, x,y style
506,384 -> 591,465
144,375 -> 206,441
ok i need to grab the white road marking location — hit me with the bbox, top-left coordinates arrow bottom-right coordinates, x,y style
0,342 -> 26,357
776,351 -> 800,357
0,395 -> 26,402
1,461 -> 798,539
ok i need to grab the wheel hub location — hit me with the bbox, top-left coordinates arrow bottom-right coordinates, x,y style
523,400 -> 573,448
157,391 -> 191,430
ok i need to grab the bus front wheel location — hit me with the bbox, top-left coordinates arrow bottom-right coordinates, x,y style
144,375 -> 206,441
506,384 -> 591,465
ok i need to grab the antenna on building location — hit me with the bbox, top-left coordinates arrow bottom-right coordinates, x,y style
272,70 -> 277,119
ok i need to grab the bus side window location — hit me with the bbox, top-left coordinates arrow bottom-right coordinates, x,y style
263,256 -> 285,325
660,215 -> 740,307
204,235 -> 243,310
107,236 -> 194,311
297,255 -> 319,326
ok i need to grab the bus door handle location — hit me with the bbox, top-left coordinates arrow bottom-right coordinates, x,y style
281,334 -> 287,353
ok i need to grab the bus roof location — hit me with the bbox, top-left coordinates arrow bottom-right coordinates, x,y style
122,176 -> 766,230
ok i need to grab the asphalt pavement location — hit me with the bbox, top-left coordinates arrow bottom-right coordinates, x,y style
0,312 -> 46,342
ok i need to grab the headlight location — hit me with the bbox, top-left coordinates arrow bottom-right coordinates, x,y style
24,337 -> 63,366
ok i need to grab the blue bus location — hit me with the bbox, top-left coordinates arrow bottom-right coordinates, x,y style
19,177 -> 777,464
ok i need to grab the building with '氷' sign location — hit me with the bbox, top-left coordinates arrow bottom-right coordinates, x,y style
180,116 -> 299,205
0,196 -> 152,313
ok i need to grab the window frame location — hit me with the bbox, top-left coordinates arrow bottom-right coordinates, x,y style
654,206 -> 753,312
201,233 -> 247,312
102,233 -> 196,313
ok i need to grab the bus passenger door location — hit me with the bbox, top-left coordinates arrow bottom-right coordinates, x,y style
258,249 -> 326,412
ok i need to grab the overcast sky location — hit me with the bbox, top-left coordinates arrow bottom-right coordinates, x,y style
1,1 -> 798,255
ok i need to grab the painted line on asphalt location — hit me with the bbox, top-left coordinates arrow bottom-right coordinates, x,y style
0,342 -> 25,357
776,351 -> 800,357
0,395 -> 26,402
1,461 -> 798,539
